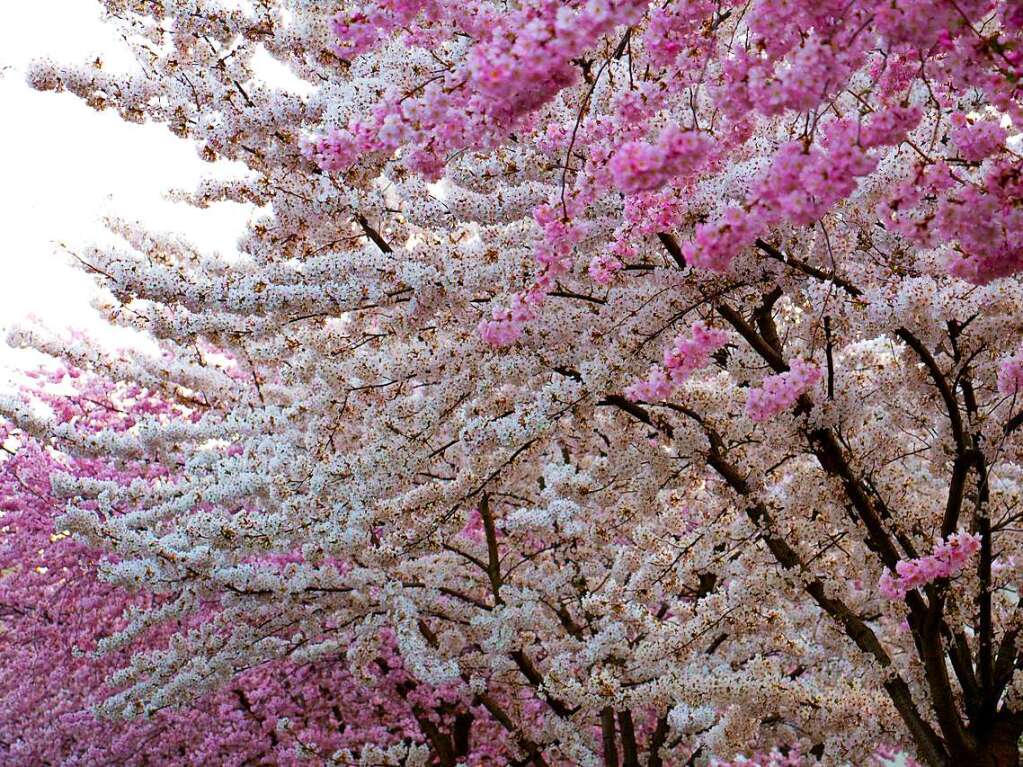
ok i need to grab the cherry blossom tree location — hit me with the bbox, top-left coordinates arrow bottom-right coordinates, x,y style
10,0 -> 1023,764
0,370 -> 518,766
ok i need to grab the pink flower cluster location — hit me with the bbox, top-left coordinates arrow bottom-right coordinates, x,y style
682,107 -> 921,272
623,189 -> 689,235
533,203 -> 587,278
329,1 -> 431,58
302,128 -> 358,172
478,293 -> 536,347
875,746 -> 923,767
642,0 -> 717,68
609,124 -> 714,194
301,120 -> 384,173
903,160 -> 1023,285
946,212 -> 1023,284
318,0 -> 648,178
588,240 -> 634,285
0,371 -> 533,765
479,203 -> 597,347
468,0 -> 647,122
999,350 -> 1023,396
682,205 -> 767,272
951,113 -> 1009,163
718,20 -> 866,118
758,109 -> 921,227
745,359 -> 822,422
588,252 -> 623,284
625,322 -> 729,401
878,532 -> 982,600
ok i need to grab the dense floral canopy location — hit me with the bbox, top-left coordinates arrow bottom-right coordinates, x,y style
8,0 -> 1023,765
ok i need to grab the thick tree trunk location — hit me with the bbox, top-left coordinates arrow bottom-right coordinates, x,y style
981,737 -> 1019,767
966,721 -> 1022,767
966,745 -> 1018,767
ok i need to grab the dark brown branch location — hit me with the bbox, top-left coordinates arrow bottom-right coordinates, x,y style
656,232 -> 687,269
824,315 -> 835,400
598,395 -> 673,437
716,303 -> 788,373
948,629 -> 981,711
752,287 -> 784,355
479,494 -> 504,605
645,715 -> 670,767
754,238 -> 863,297
707,441 -> 951,765
412,623 -> 549,766
473,693 -> 550,767
603,396 -> 949,766
510,649 -> 577,719
618,710 -> 640,767
896,329 -> 967,453
453,712 -> 473,759
601,707 -> 619,767
549,289 -> 606,305
978,511 -> 995,722
1004,409 -> 1023,435
355,214 -> 393,253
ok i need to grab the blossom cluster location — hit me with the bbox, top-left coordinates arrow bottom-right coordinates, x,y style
0,372 -> 511,765
609,124 -> 713,194
878,533 -> 983,600
999,348 -> 1023,395
745,360 -> 822,423
625,322 -> 729,401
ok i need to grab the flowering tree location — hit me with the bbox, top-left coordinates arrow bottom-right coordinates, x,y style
11,0 -> 1023,764
0,370 -> 521,766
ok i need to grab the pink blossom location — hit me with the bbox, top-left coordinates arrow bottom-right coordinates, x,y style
479,294 -> 535,347
625,364 -> 675,402
626,322 -> 728,401
951,114 -> 1009,163
682,206 -> 767,272
745,359 -> 822,422
588,253 -> 623,284
878,532 -> 982,600
999,351 -> 1023,395
610,124 -> 713,194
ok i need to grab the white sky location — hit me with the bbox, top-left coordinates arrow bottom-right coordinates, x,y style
0,1 -> 252,386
